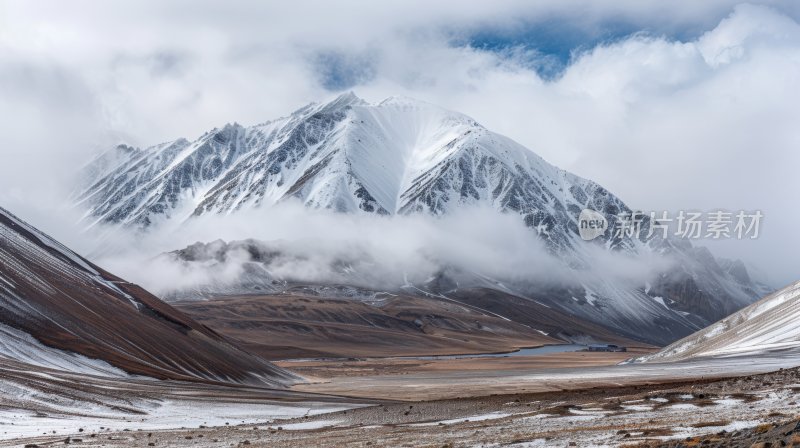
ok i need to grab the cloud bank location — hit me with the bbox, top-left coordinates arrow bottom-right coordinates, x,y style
84,202 -> 672,298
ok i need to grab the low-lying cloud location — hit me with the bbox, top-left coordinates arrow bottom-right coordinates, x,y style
81,202 -> 672,298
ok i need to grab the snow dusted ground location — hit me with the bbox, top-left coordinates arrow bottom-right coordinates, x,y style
17,361 -> 800,448
0,356 -> 363,441
2,323 -> 800,446
0,399 -> 356,441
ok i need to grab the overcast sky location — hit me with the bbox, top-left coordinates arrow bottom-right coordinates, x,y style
1,0 -> 799,285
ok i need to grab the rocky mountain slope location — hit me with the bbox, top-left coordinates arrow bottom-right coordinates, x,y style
634,281 -> 800,362
0,206 -> 297,386
73,93 -> 770,345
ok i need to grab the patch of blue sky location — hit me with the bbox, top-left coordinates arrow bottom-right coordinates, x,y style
457,19 -> 713,80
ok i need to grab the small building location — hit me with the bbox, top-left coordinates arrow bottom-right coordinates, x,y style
588,344 -> 627,352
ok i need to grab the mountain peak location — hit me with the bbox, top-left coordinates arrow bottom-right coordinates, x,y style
377,94 -> 431,107
320,91 -> 367,110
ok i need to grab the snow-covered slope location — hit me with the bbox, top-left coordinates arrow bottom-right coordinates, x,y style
634,281 -> 800,362
74,93 -> 770,344
0,206 -> 297,386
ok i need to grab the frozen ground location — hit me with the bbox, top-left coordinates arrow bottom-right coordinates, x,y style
3,350 -> 800,446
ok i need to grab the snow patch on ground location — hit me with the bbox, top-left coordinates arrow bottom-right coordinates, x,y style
409,412 -> 512,427
278,419 -> 343,431
0,400 -> 357,440
0,323 -> 128,377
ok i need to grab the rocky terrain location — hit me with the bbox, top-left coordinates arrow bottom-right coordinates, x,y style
638,418 -> 800,448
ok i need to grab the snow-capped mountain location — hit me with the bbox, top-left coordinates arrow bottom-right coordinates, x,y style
74,93 -> 770,344
0,206 -> 296,386
74,93 -> 626,253
634,281 -> 800,362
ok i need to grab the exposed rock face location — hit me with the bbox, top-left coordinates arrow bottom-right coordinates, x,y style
0,206 -> 297,386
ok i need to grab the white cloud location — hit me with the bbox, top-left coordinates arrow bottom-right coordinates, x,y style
88,202 -> 669,297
